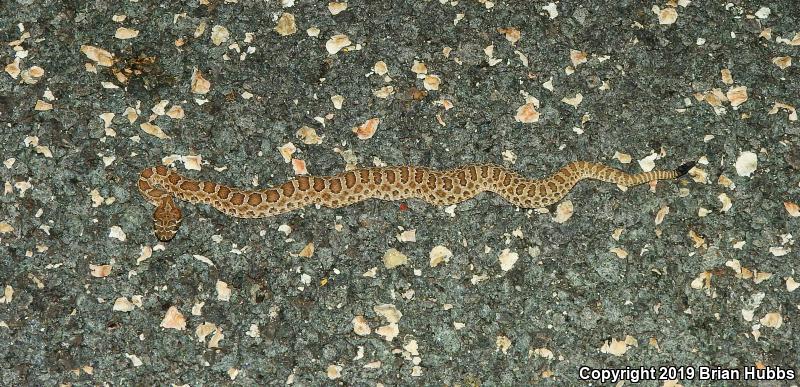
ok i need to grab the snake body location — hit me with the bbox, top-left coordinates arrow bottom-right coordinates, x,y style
138,161 -> 694,241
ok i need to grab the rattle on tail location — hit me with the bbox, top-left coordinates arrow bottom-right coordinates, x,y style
138,161 -> 695,241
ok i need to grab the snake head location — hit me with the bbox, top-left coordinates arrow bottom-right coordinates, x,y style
153,196 -> 182,241
675,161 -> 696,177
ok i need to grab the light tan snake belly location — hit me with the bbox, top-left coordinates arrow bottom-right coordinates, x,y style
138,161 -> 694,241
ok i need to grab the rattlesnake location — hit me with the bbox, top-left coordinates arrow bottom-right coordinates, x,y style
138,161 -> 695,241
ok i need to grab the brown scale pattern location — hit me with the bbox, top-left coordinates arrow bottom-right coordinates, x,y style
139,161 -> 694,241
